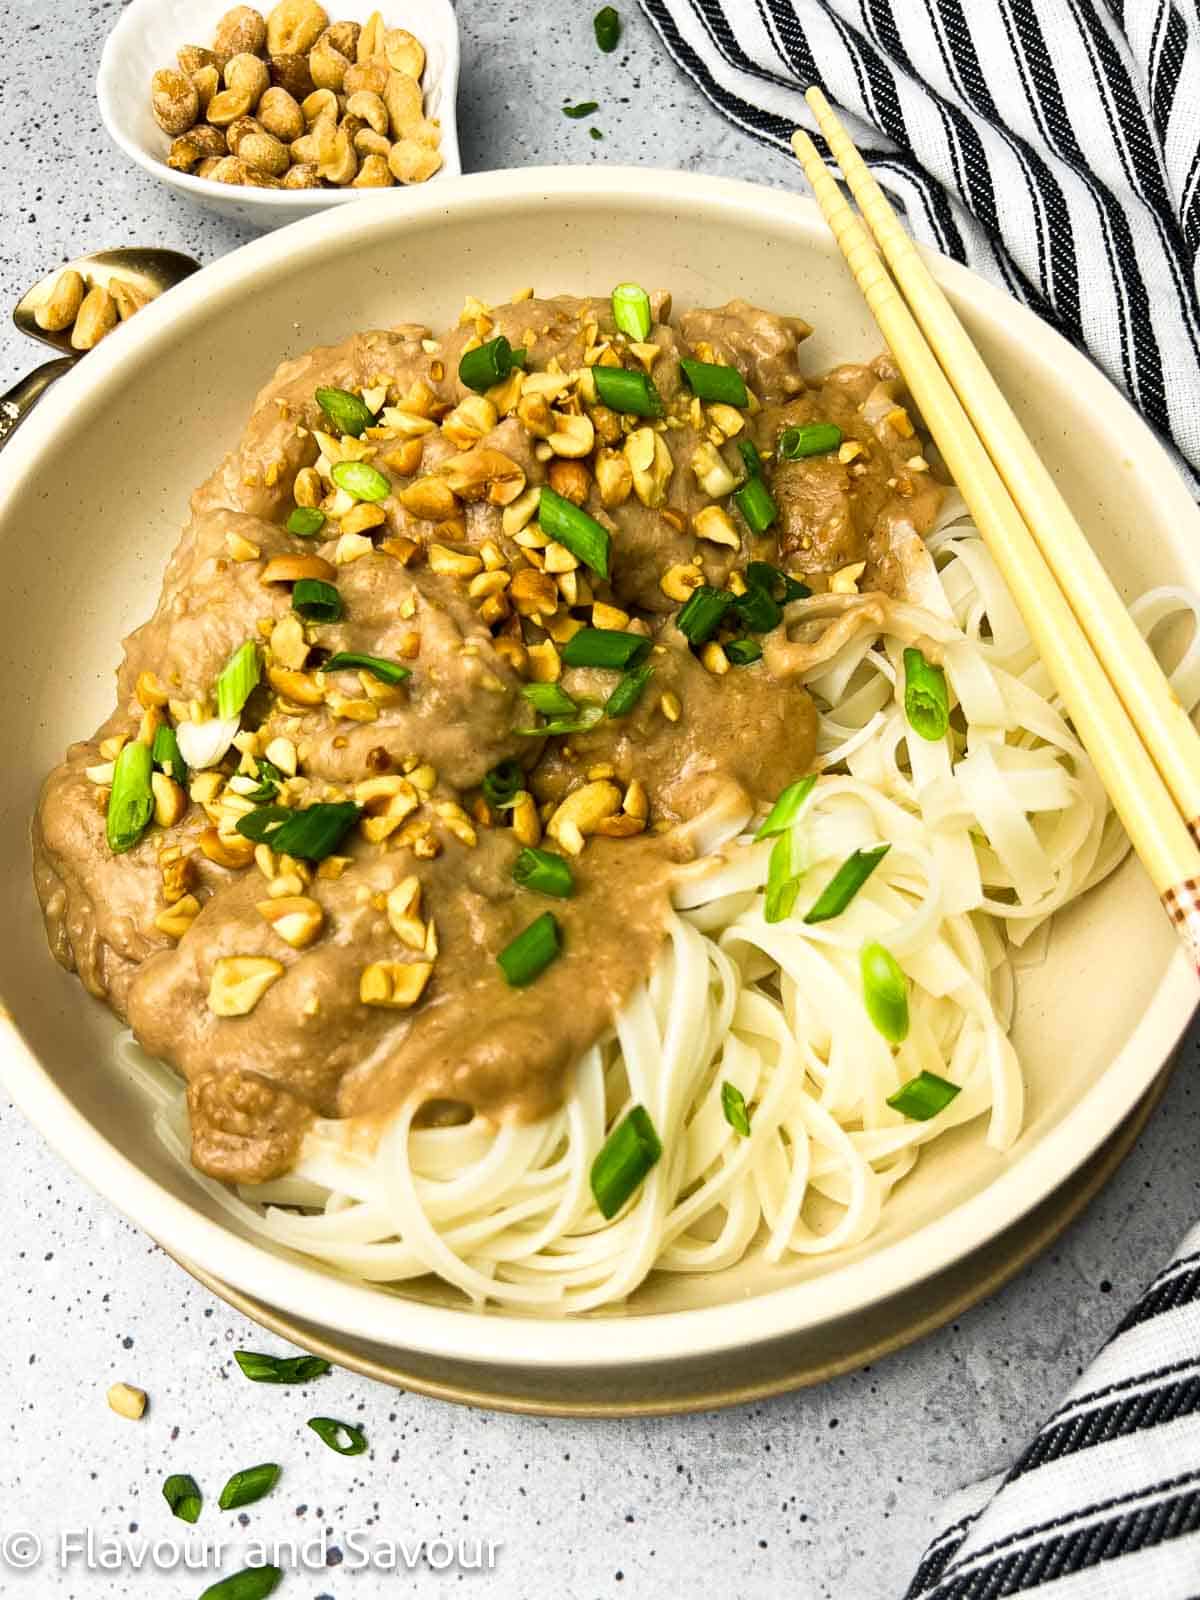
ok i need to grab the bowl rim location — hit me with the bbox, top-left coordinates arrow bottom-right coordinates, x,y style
2,166 -> 1196,1370
96,0 -> 463,212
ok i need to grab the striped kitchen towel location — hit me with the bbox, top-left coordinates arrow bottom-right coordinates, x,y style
639,0 -> 1200,486
637,1 -> 1200,1594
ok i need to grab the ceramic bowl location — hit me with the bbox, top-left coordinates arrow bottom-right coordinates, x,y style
1,168 -> 1195,1390
96,0 -> 461,229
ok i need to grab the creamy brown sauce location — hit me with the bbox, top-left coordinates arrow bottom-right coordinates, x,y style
33,292 -> 939,1185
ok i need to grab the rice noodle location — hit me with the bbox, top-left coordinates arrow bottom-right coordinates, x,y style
115,511 -> 1200,1314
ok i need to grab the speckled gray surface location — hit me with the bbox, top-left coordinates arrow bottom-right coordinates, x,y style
3,4 -> 1199,1598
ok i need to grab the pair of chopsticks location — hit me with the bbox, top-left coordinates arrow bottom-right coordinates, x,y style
792,88 -> 1200,973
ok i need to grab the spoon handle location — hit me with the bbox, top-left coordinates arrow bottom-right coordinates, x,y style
0,357 -> 77,451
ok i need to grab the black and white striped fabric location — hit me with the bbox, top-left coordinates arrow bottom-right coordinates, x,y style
640,0 -> 1200,485
638,2 -> 1200,1592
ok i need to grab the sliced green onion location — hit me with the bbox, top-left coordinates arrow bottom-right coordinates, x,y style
235,801 -> 362,861
323,651 -> 410,685
887,1070 -> 961,1121
151,722 -> 188,786
721,1081 -> 751,1137
497,912 -> 562,986
591,365 -> 662,417
861,941 -> 910,1044
733,473 -> 778,534
590,1106 -> 662,1219
215,640 -> 260,721
725,638 -> 762,666
590,126 -> 604,141
778,421 -> 844,459
756,774 -> 817,840
292,578 -> 342,623
286,506 -> 327,538
218,1463 -> 280,1512
604,663 -> 653,717
482,758 -> 524,811
522,682 -> 577,717
737,438 -> 764,478
515,704 -> 605,737
563,100 -> 600,118
675,585 -> 733,644
245,756 -> 285,803
106,739 -> 154,854
611,281 -> 651,342
732,583 -> 781,634
162,1473 -> 202,1524
330,459 -> 390,503
316,385 -> 373,437
512,847 -> 574,898
538,486 -> 611,579
594,5 -> 621,51
764,827 -> 804,924
233,1351 -> 331,1385
307,1417 -> 367,1456
745,561 -> 811,603
804,843 -> 891,924
459,335 -> 520,393
680,358 -> 749,407
903,647 -> 950,742
561,628 -> 651,670
199,1569 -> 282,1600
510,346 -> 528,369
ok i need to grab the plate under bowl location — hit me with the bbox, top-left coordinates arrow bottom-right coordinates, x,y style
0,168 -> 1195,1386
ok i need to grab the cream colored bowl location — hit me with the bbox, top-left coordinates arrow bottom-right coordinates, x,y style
1,169 -> 1195,1384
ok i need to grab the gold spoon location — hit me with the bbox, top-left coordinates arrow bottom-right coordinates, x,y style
2,247 -> 201,450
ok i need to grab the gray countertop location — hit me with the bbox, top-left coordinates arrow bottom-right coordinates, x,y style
3,4 -> 1198,1596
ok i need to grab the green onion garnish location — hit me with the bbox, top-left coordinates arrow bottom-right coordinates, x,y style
218,1462 -> 280,1511
604,663 -> 653,716
497,912 -> 562,986
292,578 -> 342,622
307,1417 -> 367,1456
590,1106 -> 662,1219
721,1081 -> 751,1137
233,1351 -> 331,1384
199,1569 -> 283,1600
538,486 -> 611,579
680,357 -> 749,408
459,335 -> 520,393
162,1473 -> 202,1524
591,365 -> 662,417
676,585 -> 734,644
756,774 -> 816,840
522,682 -> 577,717
235,801 -> 362,861
330,459 -> 390,503
316,385 -> 373,437
151,722 -> 188,786
903,647 -> 950,742
887,1070 -> 961,1121
106,739 -> 154,854
563,100 -> 600,118
738,438 -> 764,478
594,4 -> 621,51
764,827 -> 804,923
611,282 -> 651,342
733,473 -> 778,534
513,847 -> 574,898
561,628 -> 651,670
732,583 -> 781,634
515,705 -> 605,737
482,758 -> 524,810
215,640 -> 260,721
286,506 -> 327,538
323,651 -> 410,685
245,756 -> 285,803
778,421 -> 844,459
745,561 -> 811,603
804,843 -> 890,924
861,941 -> 910,1044
725,638 -> 762,666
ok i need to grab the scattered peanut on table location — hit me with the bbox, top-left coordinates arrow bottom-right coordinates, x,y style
149,2 -> 443,191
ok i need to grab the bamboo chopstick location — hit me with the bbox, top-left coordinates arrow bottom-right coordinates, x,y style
802,86 -> 1200,849
790,122 -> 1200,970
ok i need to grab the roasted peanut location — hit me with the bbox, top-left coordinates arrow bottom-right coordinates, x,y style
309,33 -> 350,92
384,27 -> 425,78
357,7 -> 386,60
547,458 -> 591,505
191,64 -> 221,112
399,477 -> 458,520
510,567 -> 559,618
257,894 -> 324,948
207,52 -> 269,124
213,6 -> 268,59
266,0 -> 329,57
692,504 -> 740,548
256,85 -> 304,141
199,827 -> 256,869
224,114 -> 265,153
360,960 -> 432,1009
34,268 -> 85,332
321,19 -> 360,57
177,44 -> 222,75
388,136 -> 442,185
547,781 -> 623,855
343,57 -> 389,96
261,552 -> 335,584
208,955 -> 285,1017
345,88 -> 389,135
269,51 -> 315,99
239,129 -> 290,175
383,69 -> 422,136
167,123 -> 227,171
71,286 -> 118,351
316,123 -> 357,184
282,160 -> 321,187
152,68 -> 200,134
